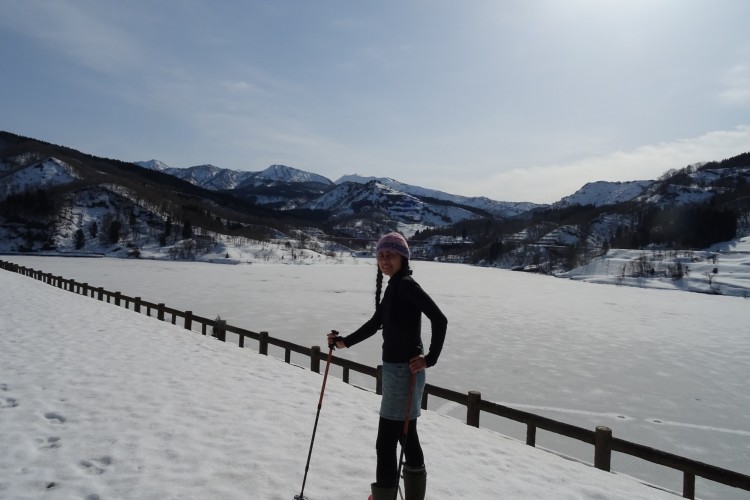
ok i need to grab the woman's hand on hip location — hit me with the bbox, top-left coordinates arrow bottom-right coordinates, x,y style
409,355 -> 427,373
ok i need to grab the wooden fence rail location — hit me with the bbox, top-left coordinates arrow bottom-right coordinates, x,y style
2,259 -> 749,499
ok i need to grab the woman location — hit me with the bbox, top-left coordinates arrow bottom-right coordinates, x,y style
328,232 -> 448,500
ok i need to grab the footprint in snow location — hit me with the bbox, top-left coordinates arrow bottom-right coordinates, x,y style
36,436 -> 62,450
78,456 -> 112,475
1,397 -> 18,408
44,412 -> 66,424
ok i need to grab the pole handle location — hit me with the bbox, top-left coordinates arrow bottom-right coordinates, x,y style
328,329 -> 340,350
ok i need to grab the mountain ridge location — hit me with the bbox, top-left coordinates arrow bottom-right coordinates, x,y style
2,130 -> 749,275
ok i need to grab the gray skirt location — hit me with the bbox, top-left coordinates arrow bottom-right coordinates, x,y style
380,362 -> 426,421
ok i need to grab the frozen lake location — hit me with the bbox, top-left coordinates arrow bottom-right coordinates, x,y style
6,255 -> 749,499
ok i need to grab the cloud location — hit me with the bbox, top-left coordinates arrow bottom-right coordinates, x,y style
719,64 -> 750,106
0,2 -> 146,76
446,126 -> 750,204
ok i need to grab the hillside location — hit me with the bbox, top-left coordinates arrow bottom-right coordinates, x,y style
2,130 -> 750,279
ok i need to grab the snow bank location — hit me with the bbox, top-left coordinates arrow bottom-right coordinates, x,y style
0,271 -> 680,499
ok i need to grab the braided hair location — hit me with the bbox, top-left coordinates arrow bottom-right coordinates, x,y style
374,257 -> 410,311
375,267 -> 383,311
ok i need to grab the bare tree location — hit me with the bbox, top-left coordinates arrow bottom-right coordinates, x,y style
704,271 -> 720,294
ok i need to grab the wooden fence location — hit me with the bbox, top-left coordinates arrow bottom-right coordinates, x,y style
2,259 -> 748,499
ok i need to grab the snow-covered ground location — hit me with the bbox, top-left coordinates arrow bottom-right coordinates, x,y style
566,237 -> 750,298
1,237 -> 749,499
1,271 -> 681,500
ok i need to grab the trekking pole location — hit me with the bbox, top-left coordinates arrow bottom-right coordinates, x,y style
294,330 -> 338,500
394,369 -> 418,500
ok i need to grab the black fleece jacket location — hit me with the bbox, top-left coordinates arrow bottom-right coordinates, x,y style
342,269 -> 448,367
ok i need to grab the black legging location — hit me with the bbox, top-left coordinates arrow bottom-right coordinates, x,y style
375,417 -> 424,488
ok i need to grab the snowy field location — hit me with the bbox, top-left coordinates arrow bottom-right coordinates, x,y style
0,271 -> 685,500
1,239 -> 749,499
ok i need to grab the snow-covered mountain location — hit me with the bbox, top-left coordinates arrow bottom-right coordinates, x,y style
554,180 -> 653,208
135,161 -> 257,191
1,157 -> 79,200
242,164 -> 333,186
336,174 -> 539,217
3,131 -> 749,273
135,159 -> 171,171
305,180 -> 483,228
637,164 -> 750,206
133,161 -> 539,227
135,163 -> 539,218
135,161 -> 333,191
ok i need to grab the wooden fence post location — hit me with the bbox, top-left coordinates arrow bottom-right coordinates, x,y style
114,292 -> 121,306
259,331 -> 269,355
184,311 -> 192,331
157,303 -> 165,321
467,391 -> 481,427
594,426 -> 612,471
376,365 -> 383,395
97,287 -> 104,301
311,346 -> 321,373
683,471 -> 696,499
213,319 -> 226,342
527,424 -> 537,447
134,297 -> 141,313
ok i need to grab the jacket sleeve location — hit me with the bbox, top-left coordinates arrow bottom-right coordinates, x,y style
405,280 -> 448,367
342,308 -> 382,348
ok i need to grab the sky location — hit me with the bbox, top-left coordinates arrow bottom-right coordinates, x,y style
1,0 -> 749,204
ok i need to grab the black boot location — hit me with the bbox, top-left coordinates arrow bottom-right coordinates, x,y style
402,464 -> 426,500
370,482 -> 397,500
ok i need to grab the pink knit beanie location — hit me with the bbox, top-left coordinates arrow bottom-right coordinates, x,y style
375,232 -> 410,260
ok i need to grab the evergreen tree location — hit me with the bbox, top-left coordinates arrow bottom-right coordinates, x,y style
74,229 -> 85,250
108,220 -> 122,244
182,219 -> 193,240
